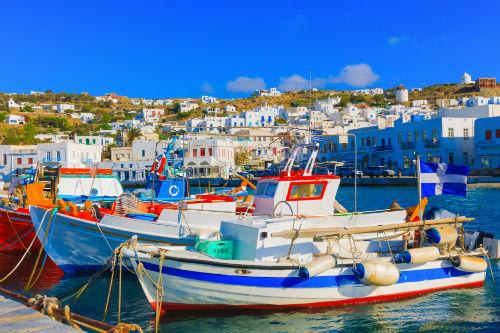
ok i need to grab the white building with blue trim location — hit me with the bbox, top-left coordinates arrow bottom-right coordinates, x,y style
319,115 -> 478,173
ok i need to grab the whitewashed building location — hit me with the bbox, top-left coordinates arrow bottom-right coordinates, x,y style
74,135 -> 114,146
6,115 -> 26,125
474,116 -> 500,170
184,138 -> 235,178
256,88 -> 281,97
137,108 -> 165,123
201,96 -> 219,104
7,99 -> 20,109
37,142 -> 102,167
460,72 -> 474,84
0,145 -> 38,181
53,104 -> 75,113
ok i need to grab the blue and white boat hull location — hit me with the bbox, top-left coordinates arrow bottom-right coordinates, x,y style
129,250 -> 486,312
29,206 -> 196,273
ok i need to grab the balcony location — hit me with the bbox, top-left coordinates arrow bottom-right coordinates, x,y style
376,145 -> 393,152
41,157 -> 62,163
477,139 -> 500,146
400,141 -> 415,150
424,139 -> 440,148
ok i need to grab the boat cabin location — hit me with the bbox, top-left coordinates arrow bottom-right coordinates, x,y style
253,144 -> 340,217
253,171 -> 340,216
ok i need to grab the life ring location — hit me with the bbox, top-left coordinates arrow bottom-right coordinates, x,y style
151,154 -> 166,177
168,184 -> 180,197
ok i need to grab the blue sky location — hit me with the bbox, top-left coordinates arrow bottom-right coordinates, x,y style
1,0 -> 499,98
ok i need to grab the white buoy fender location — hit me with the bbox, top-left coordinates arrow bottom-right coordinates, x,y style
425,226 -> 458,245
451,255 -> 487,273
398,246 -> 440,264
299,255 -> 336,278
352,260 -> 400,286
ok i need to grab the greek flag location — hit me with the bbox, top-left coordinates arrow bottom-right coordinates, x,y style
419,160 -> 469,197
311,130 -> 323,143
166,152 -> 174,163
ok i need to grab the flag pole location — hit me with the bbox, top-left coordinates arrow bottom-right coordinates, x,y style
416,154 -> 422,221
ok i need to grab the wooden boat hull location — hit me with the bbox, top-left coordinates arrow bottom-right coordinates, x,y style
130,251 -> 486,313
29,206 -> 198,273
0,207 -> 41,252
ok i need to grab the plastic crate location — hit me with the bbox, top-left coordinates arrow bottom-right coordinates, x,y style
195,240 -> 233,260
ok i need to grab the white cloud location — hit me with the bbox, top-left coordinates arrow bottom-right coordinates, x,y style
277,74 -> 328,91
278,74 -> 309,91
329,64 -> 380,87
226,76 -> 266,93
200,82 -> 214,94
388,36 -> 401,44
388,35 -> 409,45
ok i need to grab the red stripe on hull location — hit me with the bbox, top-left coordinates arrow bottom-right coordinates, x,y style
150,280 -> 484,314
0,208 -> 40,251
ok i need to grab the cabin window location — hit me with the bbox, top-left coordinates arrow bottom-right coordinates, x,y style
264,182 -> 278,197
255,182 -> 267,196
286,182 -> 326,201
255,182 -> 277,197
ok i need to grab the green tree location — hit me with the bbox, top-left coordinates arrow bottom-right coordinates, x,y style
125,127 -> 142,146
21,105 -> 34,112
235,150 -> 251,166
102,143 -> 117,160
176,110 -> 192,120
274,116 -> 287,125
172,102 -> 181,114
339,95 -> 350,107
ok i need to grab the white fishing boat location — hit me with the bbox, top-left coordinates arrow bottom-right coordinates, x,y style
124,154 -> 489,313
29,144 -> 412,271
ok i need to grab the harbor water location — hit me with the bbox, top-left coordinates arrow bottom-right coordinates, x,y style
0,185 -> 499,332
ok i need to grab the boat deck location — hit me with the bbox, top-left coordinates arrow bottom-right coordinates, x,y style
0,294 -> 78,333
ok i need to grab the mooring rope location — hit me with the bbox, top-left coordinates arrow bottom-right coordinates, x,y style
0,208 -> 52,283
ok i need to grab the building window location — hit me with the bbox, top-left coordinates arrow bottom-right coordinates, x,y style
28,158 -> 33,164
407,131 -> 412,143
463,128 -> 469,140
448,128 -> 454,138
362,138 -> 366,147
208,148 -> 213,156
448,152 -> 454,164
200,148 -> 206,157
496,129 -> 500,138
480,157 -> 490,168
463,152 -> 469,166
56,151 -> 61,161
422,129 -> 428,141
142,150 -> 145,157
415,130 -> 420,141
2,154 -> 6,166
192,149 -> 197,157
432,128 -> 437,141
398,133 -> 402,144
46,151 -> 51,161
485,130 -> 492,140
17,158 -> 22,165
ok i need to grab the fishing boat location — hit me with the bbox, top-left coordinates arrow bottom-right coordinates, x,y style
0,165 -> 123,252
28,143 -> 412,272
124,153 -> 488,313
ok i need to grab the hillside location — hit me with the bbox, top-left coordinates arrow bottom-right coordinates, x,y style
0,82 -> 498,144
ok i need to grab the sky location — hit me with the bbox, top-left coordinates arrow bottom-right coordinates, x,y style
1,0 -> 500,98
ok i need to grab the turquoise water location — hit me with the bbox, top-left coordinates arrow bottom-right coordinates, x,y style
1,186 -> 499,332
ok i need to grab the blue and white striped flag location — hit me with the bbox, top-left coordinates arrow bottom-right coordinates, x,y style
311,130 -> 323,143
419,160 -> 469,197
166,152 -> 174,163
